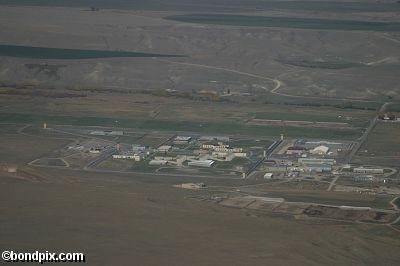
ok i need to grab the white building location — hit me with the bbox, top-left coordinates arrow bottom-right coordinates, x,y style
149,160 -> 168,166
178,183 -> 207,190
132,144 -> 147,152
158,145 -> 172,153
310,145 -> 329,155
304,141 -> 343,149
298,158 -> 336,165
264,173 -> 273,179
353,167 -> 384,174
173,136 -> 192,144
112,154 -> 142,161
201,143 -> 243,153
233,152 -> 247,158
188,160 -> 215,168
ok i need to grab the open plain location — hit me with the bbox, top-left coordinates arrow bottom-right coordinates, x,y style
0,0 -> 400,265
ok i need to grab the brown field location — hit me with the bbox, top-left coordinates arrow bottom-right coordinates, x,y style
0,5 -> 399,100
0,115 -> 398,265
0,2 -> 400,265
1,169 -> 400,266
0,133 -> 69,165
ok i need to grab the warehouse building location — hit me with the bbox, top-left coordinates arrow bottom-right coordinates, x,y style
202,143 -> 243,153
353,167 -> 384,174
298,158 -> 336,165
158,145 -> 172,153
353,175 -> 375,182
149,160 -> 168,166
302,164 -> 332,173
173,136 -> 192,145
286,146 -> 306,155
112,154 -> 142,161
264,159 -> 276,165
188,160 -> 215,168
304,141 -> 343,149
200,136 -> 230,142
178,183 -> 207,190
132,144 -> 147,152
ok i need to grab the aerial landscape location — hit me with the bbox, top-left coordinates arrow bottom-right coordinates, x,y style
0,0 -> 399,265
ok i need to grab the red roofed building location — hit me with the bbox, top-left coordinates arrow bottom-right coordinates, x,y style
286,146 -> 306,155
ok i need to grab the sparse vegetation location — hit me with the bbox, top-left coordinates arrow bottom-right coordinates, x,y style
166,14 -> 400,31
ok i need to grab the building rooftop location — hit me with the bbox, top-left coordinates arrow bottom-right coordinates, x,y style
175,136 -> 192,141
303,164 -> 332,168
287,146 -> 306,151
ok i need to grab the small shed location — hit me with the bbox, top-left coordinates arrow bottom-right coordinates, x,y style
264,173 -> 273,179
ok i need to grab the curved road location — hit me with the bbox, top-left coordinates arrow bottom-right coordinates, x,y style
158,59 -> 379,103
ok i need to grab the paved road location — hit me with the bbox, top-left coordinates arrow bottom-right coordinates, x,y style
157,59 -> 379,103
245,139 -> 282,178
85,147 -> 117,169
346,102 -> 390,164
327,176 -> 340,191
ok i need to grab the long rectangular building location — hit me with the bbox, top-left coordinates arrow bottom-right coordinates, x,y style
298,158 -> 336,165
90,130 -> 123,136
353,168 -> 384,174
188,160 -> 215,168
304,141 -> 343,149
302,164 -> 332,173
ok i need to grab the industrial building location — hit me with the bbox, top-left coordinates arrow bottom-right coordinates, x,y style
286,146 -> 306,155
264,160 -> 276,165
112,154 -> 142,161
158,145 -> 172,153
173,136 -> 192,145
302,164 -> 332,173
201,143 -> 243,153
132,144 -> 147,152
298,158 -> 336,165
304,141 -> 343,149
233,152 -> 247,158
199,136 -> 230,142
310,145 -> 329,155
353,167 -> 384,174
177,183 -> 207,190
353,175 -> 375,182
149,160 -> 168,166
188,160 -> 215,168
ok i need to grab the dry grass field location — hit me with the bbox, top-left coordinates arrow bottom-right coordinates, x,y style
1,168 -> 399,266
0,5 -> 398,100
0,132 -> 69,164
0,119 -> 398,265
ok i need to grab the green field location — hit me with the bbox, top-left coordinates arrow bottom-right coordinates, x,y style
279,59 -> 365,70
386,104 -> 400,112
394,198 -> 400,210
254,112 -> 341,122
0,113 -> 361,139
253,111 -> 371,128
166,14 -> 400,32
0,44 -> 183,59
360,122 -> 400,156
